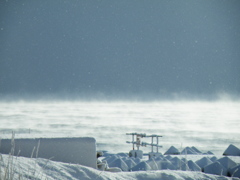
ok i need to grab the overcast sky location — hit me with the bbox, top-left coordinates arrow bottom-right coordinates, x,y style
0,0 -> 240,99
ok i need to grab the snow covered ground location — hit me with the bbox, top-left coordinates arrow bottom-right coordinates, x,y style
1,152 -> 240,180
0,100 -> 239,179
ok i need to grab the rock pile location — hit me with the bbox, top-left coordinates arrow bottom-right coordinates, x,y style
99,144 -> 240,178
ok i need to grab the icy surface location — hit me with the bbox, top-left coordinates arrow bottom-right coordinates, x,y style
0,100 -> 239,155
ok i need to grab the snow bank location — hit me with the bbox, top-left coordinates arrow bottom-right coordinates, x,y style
0,137 -> 97,168
1,154 -> 238,180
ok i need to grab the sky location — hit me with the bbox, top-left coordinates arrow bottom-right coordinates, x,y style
0,0 -> 240,100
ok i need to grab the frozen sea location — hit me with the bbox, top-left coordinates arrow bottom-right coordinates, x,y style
0,99 -> 239,155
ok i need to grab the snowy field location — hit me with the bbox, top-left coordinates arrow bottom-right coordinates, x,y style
0,99 -> 240,179
1,153 -> 240,180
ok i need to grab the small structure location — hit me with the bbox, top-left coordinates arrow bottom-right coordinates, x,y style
126,133 -> 146,158
126,132 -> 163,159
145,134 -> 163,159
0,137 -> 97,169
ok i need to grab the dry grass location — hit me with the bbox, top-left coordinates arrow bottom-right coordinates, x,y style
0,132 -> 45,180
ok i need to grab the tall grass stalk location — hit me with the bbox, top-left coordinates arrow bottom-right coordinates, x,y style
0,131 -> 16,180
232,168 -> 239,177
0,132 -> 45,180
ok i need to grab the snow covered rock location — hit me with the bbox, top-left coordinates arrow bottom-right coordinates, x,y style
156,160 -> 177,170
131,161 -> 152,171
181,146 -> 197,154
195,157 -> 213,170
210,156 -> 218,162
155,156 -> 163,161
178,161 -> 189,171
117,152 -> 128,157
109,158 -> 129,171
165,155 -> 173,160
164,146 -> 180,155
191,146 -> 202,154
124,159 -> 137,170
103,154 -> 119,164
217,156 -> 237,170
187,160 -> 201,172
170,157 -> 188,171
149,152 -> 163,159
170,157 -> 182,169
181,158 -> 188,164
146,159 -> 159,170
223,144 -> 240,156
229,164 -> 240,178
203,161 -> 228,176
132,157 -> 141,164
206,151 -> 214,155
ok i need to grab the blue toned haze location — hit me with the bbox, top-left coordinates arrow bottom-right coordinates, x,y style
0,0 -> 240,99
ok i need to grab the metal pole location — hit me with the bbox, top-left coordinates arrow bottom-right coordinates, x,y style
152,137 -> 154,152
132,134 -> 134,150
